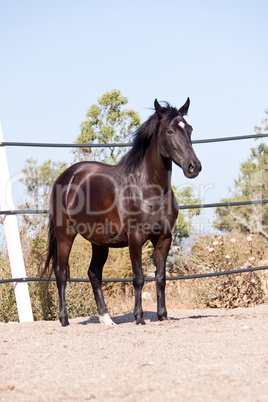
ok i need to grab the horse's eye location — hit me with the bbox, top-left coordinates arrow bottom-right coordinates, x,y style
167,129 -> 173,135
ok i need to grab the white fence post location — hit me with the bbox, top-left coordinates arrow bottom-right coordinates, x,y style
0,122 -> 33,322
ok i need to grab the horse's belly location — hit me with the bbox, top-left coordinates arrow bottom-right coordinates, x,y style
68,210 -> 127,246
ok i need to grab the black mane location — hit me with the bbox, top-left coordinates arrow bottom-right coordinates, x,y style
118,103 -> 178,172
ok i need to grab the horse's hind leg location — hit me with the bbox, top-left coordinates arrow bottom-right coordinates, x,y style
55,234 -> 76,326
88,244 -> 114,325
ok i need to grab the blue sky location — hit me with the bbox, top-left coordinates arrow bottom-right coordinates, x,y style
1,0 -> 268,234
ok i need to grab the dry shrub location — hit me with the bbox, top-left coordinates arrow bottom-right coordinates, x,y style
3,224 -> 267,323
173,232 -> 268,308
0,241 -> 20,322
0,230 -> 152,322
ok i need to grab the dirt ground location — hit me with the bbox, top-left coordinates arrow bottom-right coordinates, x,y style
1,304 -> 268,402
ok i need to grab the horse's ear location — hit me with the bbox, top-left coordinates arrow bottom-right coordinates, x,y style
178,97 -> 190,115
154,99 -> 165,118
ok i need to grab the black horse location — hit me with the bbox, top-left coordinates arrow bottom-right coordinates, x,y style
43,98 -> 201,326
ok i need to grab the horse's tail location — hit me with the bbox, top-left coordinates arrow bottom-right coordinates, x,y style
41,214 -> 57,281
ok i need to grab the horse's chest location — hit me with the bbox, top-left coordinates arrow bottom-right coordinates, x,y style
121,190 -> 178,236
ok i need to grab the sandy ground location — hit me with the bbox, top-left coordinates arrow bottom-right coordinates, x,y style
1,304 -> 268,402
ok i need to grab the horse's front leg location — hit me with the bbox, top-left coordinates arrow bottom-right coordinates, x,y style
128,233 -> 145,325
153,234 -> 172,321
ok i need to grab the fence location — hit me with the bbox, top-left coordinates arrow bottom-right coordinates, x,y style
1,131 -> 268,320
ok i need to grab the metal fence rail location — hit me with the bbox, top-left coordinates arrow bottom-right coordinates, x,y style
0,133 -> 268,148
1,199 -> 268,216
1,265 -> 268,285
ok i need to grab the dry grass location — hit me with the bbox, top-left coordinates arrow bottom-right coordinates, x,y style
1,230 -> 268,322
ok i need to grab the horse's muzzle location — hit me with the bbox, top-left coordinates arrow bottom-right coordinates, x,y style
183,160 -> 202,178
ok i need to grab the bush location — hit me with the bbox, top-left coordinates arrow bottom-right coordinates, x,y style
173,232 -> 268,308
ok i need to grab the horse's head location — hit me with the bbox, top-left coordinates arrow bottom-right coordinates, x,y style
155,98 -> 202,178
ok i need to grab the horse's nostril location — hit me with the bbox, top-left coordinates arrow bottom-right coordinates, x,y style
188,162 -> 195,173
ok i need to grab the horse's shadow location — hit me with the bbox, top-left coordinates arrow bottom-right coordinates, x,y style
79,311 -> 157,325
78,312 -> 218,325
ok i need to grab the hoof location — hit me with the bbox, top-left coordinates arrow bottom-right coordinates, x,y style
60,318 -> 70,327
158,314 -> 168,321
136,318 -> 146,325
99,313 -> 116,326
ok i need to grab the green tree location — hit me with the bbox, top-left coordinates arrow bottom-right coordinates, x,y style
73,89 -> 141,163
172,186 -> 201,244
255,110 -> 268,136
19,158 -> 68,234
215,112 -> 268,241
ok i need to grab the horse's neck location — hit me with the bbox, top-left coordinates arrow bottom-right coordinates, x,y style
142,137 -> 172,193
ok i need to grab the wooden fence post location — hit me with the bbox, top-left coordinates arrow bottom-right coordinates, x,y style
0,122 -> 33,322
